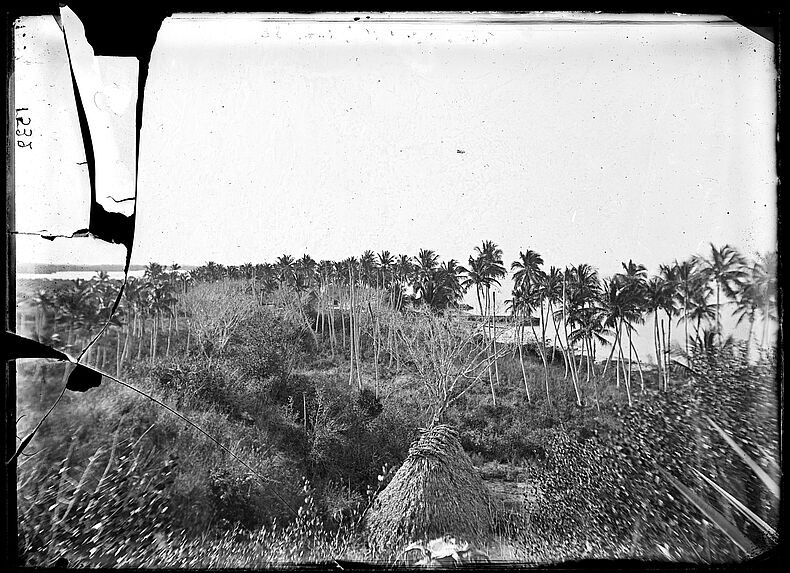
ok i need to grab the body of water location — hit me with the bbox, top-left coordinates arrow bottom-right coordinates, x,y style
18,269 -> 147,281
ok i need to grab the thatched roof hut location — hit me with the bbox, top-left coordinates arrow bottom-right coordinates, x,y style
364,424 -> 493,553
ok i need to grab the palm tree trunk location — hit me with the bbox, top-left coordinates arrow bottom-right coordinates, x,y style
492,293 -> 501,386
604,324 -> 619,387
355,285 -> 363,391
746,313 -> 755,362
115,329 -> 122,376
137,319 -> 145,360
664,311 -> 672,390
588,337 -> 600,413
368,302 -> 379,397
348,281 -> 355,387
716,282 -> 721,344
151,313 -> 158,361
483,323 -> 496,407
560,279 -> 582,406
627,332 -> 645,392
166,316 -> 173,356
617,317 -> 632,406
628,323 -> 633,390
529,307 -> 553,404
341,294 -> 347,351
653,310 -> 662,390
539,295 -> 549,367
551,330 -> 560,363
517,317 -> 531,402
120,323 -> 130,372
314,295 -> 321,333
761,302 -> 769,350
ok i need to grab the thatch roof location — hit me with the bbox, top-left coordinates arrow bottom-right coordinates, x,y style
364,424 -> 493,553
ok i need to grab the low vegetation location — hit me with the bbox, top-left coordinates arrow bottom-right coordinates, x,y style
14,243 -> 779,566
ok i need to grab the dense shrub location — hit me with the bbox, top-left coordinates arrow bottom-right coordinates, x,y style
208,451 -> 302,530
229,307 -> 316,384
181,281 -> 257,358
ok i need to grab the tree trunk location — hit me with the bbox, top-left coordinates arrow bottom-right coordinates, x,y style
561,277 -> 582,406
354,284 -> 363,391
627,333 -> 645,392
550,309 -> 569,376
120,323 -> 130,373
517,317 -> 531,402
166,316 -> 173,356
115,329 -> 123,378
684,296 -> 689,360
617,317 -> 632,406
341,296 -> 347,351
654,310 -> 662,390
348,285 -> 355,387
492,294 -> 501,387
368,302 -> 379,397
137,318 -> 145,360
663,312 -> 672,390
483,323 -> 496,407
588,337 -> 600,413
628,323 -> 633,390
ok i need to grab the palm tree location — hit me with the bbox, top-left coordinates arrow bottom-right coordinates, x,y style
436,259 -> 467,310
239,262 -> 254,280
562,265 -> 600,406
377,250 -> 394,290
512,250 -> 552,400
144,262 -> 166,283
506,285 -> 532,402
645,276 -> 674,390
600,275 -> 637,405
393,255 -> 413,311
511,250 -> 544,296
658,263 -> 679,388
461,256 -> 493,316
257,262 -> 278,294
226,265 -> 241,280
203,261 -> 222,282
54,278 -> 93,352
414,248 -> 439,275
275,254 -> 296,287
752,251 -> 778,349
568,305 -> 610,410
617,261 -> 648,392
672,259 -> 699,359
686,284 -> 718,350
473,241 -> 506,315
360,250 -> 377,287
31,289 -> 55,343
295,254 -> 317,288
695,244 -> 747,343
540,267 -> 564,365
732,280 -> 762,359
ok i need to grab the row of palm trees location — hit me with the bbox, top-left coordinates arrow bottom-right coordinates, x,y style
186,242 -> 776,406
19,243 -> 777,407
20,263 -> 187,373
503,245 -> 777,407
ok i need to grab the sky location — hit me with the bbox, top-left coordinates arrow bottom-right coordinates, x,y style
13,12 -> 778,350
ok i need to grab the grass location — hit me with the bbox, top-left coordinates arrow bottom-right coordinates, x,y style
13,287 -> 781,567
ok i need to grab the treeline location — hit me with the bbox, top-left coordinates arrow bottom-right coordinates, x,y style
17,243 -> 777,410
